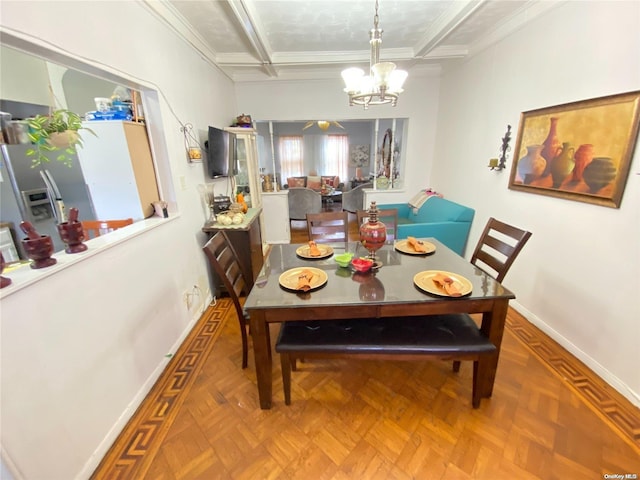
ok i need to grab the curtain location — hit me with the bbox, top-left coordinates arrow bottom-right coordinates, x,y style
278,136 -> 304,180
324,134 -> 349,182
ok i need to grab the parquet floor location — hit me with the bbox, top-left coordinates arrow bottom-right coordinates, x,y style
92,211 -> 640,479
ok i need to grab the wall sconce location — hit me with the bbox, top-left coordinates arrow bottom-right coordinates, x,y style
180,123 -> 203,163
488,125 -> 511,171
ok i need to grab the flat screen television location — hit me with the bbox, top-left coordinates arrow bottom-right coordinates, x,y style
205,126 -> 236,178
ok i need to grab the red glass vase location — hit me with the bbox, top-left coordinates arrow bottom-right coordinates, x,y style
359,201 -> 386,264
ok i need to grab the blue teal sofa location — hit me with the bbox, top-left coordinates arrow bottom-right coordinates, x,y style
378,197 -> 475,255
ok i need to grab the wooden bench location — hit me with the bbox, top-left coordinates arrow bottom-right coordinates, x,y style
276,314 -> 496,408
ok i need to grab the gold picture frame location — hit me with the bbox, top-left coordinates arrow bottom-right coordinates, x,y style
508,91 -> 640,208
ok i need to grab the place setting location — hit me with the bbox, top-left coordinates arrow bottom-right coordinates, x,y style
394,236 -> 436,255
295,240 -> 334,260
413,270 -> 472,297
279,267 -> 328,293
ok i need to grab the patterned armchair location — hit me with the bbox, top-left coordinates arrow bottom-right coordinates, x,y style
341,182 -> 372,213
287,187 -> 322,221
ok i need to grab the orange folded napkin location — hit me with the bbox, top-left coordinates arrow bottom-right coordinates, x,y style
308,240 -> 322,257
407,236 -> 428,253
296,269 -> 315,291
432,273 -> 462,297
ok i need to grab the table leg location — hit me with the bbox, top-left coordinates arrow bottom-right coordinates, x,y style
480,299 -> 510,399
250,311 -> 273,409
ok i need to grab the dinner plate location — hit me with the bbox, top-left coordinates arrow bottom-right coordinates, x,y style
413,270 -> 472,297
279,267 -> 328,292
296,244 -> 334,259
395,239 -> 436,255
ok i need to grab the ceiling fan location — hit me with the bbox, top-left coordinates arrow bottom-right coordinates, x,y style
303,120 -> 345,131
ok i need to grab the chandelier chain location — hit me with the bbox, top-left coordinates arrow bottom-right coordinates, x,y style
373,0 -> 379,29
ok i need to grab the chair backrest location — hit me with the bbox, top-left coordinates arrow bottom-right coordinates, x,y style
202,231 -> 248,318
356,208 -> 398,243
341,182 -> 372,213
81,218 -> 134,239
287,187 -> 322,221
306,211 -> 349,243
470,217 -> 532,283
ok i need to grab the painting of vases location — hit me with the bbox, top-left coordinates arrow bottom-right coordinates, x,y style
509,90 -> 640,208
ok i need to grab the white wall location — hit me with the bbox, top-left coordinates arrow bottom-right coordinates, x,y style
0,2 -> 236,479
431,1 -> 640,405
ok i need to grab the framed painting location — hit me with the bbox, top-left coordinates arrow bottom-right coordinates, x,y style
508,91 -> 640,208
349,144 -> 370,167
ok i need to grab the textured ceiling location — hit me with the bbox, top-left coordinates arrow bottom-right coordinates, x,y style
148,0 -> 550,81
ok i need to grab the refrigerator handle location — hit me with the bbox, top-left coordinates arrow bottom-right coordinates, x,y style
39,170 -> 67,223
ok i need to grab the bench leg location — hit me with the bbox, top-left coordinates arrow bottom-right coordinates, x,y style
280,353 -> 292,405
452,360 -> 461,372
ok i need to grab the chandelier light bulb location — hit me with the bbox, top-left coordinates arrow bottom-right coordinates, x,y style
372,62 -> 396,88
388,69 -> 408,93
341,67 -> 365,93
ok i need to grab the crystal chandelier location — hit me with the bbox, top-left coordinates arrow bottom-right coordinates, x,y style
341,0 -> 408,109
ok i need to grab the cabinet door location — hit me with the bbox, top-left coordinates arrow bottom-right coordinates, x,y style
234,134 -> 261,209
235,135 -> 251,202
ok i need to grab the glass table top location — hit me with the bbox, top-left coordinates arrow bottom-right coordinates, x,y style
244,240 -> 514,310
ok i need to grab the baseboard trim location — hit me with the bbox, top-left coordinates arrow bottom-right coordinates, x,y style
88,299 -> 231,479
506,307 -> 640,452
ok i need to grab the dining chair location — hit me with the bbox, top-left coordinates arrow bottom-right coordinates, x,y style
469,217 -> 533,283
447,217 -> 532,372
306,211 -> 349,243
356,208 -> 398,243
202,231 -> 254,369
81,218 -> 134,240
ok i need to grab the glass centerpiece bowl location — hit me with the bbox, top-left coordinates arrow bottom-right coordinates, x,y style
359,201 -> 386,267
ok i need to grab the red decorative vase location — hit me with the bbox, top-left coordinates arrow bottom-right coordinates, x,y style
572,144 -> 594,182
0,252 -> 12,289
541,117 -> 560,175
359,201 -> 386,264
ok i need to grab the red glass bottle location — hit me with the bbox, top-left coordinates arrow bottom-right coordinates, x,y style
359,201 -> 386,264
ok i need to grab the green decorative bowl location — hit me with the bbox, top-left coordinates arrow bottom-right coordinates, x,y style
334,252 -> 354,268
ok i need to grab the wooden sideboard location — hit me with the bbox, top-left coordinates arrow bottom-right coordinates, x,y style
202,207 -> 264,296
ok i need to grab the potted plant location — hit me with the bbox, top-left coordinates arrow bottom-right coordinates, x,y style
26,109 -> 95,167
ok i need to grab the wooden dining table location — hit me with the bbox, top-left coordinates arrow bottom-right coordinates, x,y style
244,239 -> 515,409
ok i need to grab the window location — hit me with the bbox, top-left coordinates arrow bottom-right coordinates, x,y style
278,136 -> 304,180
323,134 -> 349,182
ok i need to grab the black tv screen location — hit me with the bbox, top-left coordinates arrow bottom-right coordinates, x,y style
205,126 -> 236,178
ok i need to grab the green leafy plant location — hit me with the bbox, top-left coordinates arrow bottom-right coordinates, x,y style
26,109 -> 96,167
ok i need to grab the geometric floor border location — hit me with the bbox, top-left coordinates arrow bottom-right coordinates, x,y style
506,308 -> 640,452
90,299 -> 231,479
